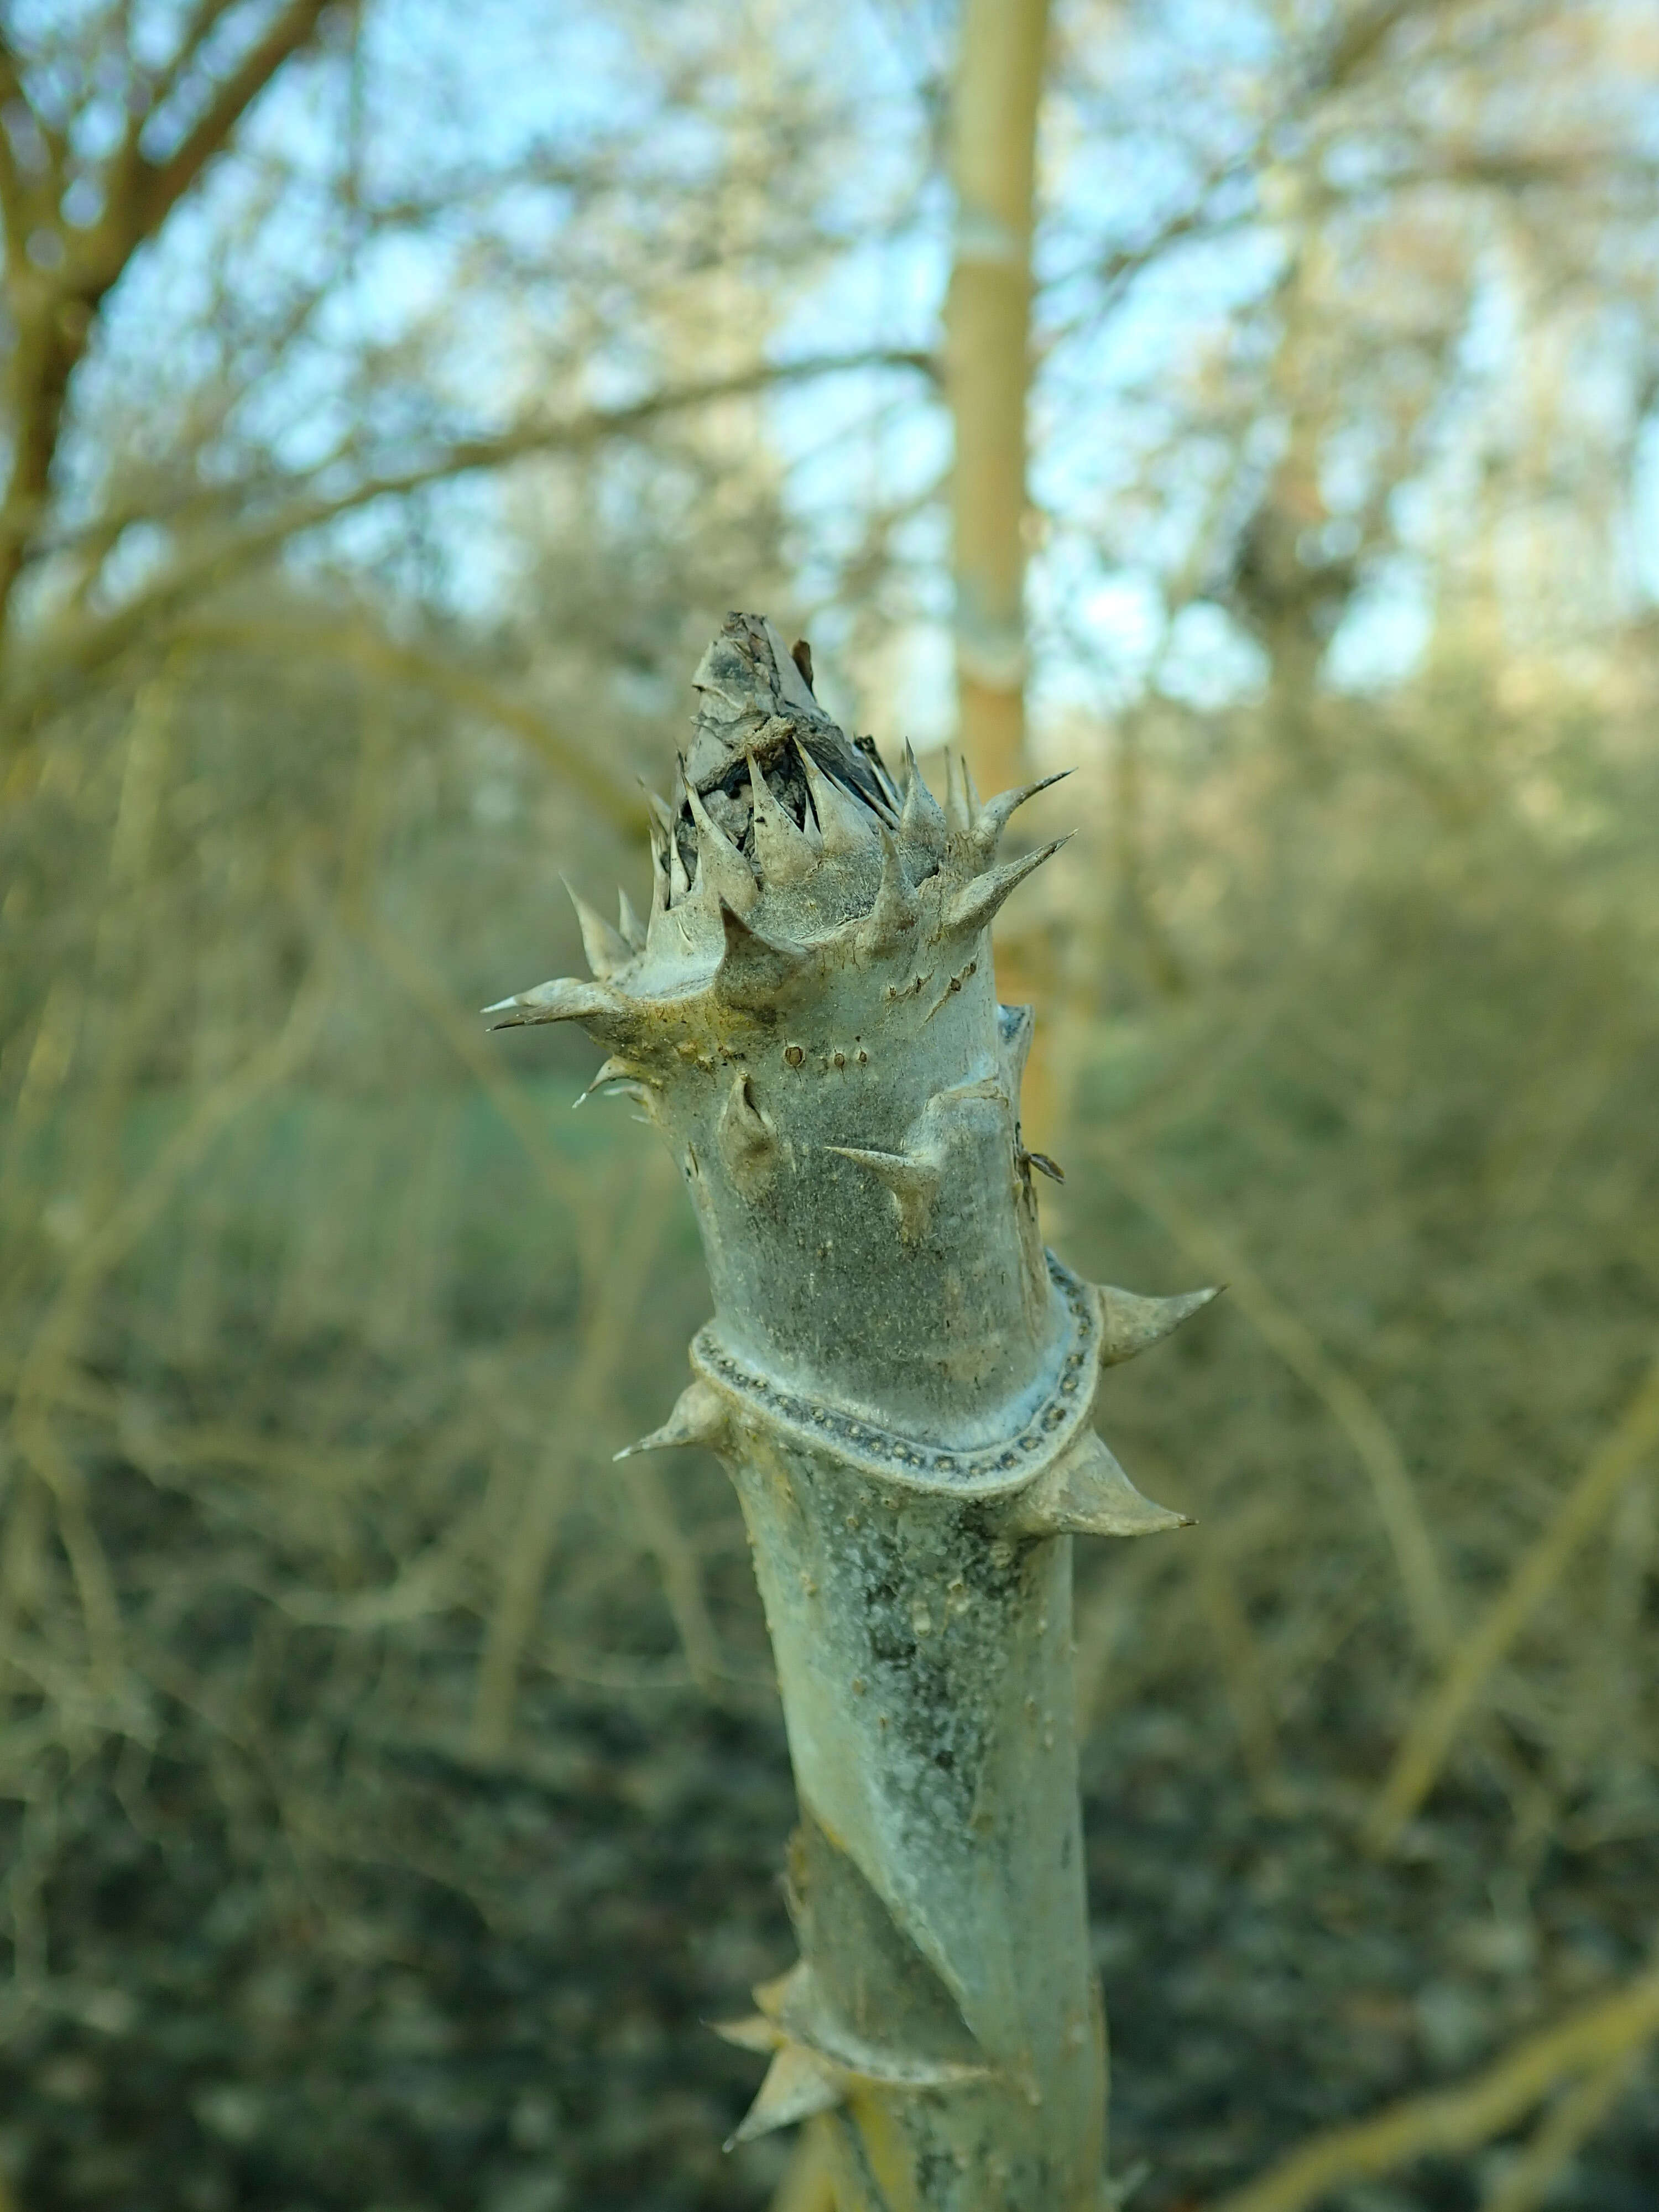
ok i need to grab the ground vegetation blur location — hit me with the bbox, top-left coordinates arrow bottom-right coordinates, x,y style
1,3 -> 1657,2209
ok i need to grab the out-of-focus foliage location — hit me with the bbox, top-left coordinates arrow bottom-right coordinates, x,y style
1,3 -> 1657,2209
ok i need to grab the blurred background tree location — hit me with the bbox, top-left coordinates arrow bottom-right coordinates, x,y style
1,3 -> 1657,2209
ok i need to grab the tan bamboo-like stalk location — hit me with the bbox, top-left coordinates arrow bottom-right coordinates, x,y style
946,0 -> 1050,805
943,0 -> 1056,1157
487,617 -> 1211,2208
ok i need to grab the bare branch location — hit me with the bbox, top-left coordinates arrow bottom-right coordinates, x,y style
132,0 -> 333,250
2,347 -> 937,723
175,614 -> 650,834
1207,1961 -> 1659,2212
0,33 -> 32,249
136,0 -> 246,124
1048,0 -> 1458,325
0,3 -> 335,646
101,0 -> 244,242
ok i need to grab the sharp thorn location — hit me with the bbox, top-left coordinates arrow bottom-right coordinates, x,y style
641,787 -> 672,915
667,760 -> 693,904
483,975 -> 637,1047
899,739 -> 947,859
713,2013 -> 782,2056
714,899 -> 813,1008
972,769 -> 1073,863
563,875 -> 632,979
717,1068 -> 779,1191
613,1379 -> 727,1460
1095,1284 -> 1223,1368
961,752 -> 983,820
827,1142 -> 942,1243
746,751 -> 818,886
1006,1431 -> 1190,1540
726,2042 -> 843,2148
617,886 -> 646,952
942,834 -> 1072,936
857,821 -> 919,952
943,748 -> 968,832
573,1054 -> 648,1107
795,735 -> 875,856
687,782 -> 760,914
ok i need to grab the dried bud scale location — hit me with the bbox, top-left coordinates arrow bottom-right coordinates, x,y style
488,614 -> 1214,2210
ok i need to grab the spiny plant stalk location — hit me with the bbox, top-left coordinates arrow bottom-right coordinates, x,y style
487,615 -> 1214,2210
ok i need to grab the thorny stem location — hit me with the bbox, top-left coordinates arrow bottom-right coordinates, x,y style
487,614 -> 1214,2210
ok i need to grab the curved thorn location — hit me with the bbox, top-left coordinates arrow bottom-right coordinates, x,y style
757,1959 -> 994,2089
641,787 -> 672,915
573,1053 -> 649,1107
613,1379 -> 728,1460
943,749 -> 969,833
796,735 -> 876,856
972,769 -> 1073,863
828,1142 -> 942,1243
1005,1431 -> 1191,1540
857,821 -> 920,952
667,757 -> 693,901
717,1068 -> 779,1191
563,875 -> 632,979
746,751 -> 817,886
961,752 -> 983,821
942,834 -> 1073,936
482,974 -> 637,1047
746,750 -> 818,886
1095,1283 -> 1223,1368
713,2012 -> 782,2056
617,886 -> 646,953
687,782 -> 760,914
899,739 -> 947,858
726,2041 -> 843,2148
714,899 -> 813,1008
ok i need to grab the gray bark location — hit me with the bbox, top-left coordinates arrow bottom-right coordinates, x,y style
487,614 -> 1213,2210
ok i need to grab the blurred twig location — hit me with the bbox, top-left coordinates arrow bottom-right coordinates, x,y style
1085,1131 -> 1456,1660
1367,1345 -> 1659,1852
613,1455 -> 728,1699
364,918 -> 587,1212
179,615 -> 648,834
1206,1960 -> 1659,2212
1478,2043 -> 1644,2212
3,351 -> 936,726
1193,1525 -> 1288,1810
3,957 -> 329,1705
1073,1526 -> 1187,1735
469,1158 -> 672,1759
